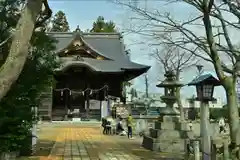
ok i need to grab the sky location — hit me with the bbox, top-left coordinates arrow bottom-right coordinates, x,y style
48,0 -> 229,103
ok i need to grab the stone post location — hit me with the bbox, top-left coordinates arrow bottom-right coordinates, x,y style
223,138 -> 229,160
184,139 -> 190,159
39,84 -> 53,121
211,140 -> 217,160
193,140 -> 200,160
200,101 -> 211,160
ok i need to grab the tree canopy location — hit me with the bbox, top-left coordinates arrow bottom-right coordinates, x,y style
90,16 -> 116,32
51,10 -> 70,32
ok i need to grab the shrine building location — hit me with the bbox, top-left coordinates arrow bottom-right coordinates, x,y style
39,26 -> 150,120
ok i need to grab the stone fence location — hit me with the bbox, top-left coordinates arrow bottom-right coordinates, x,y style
184,137 -> 233,160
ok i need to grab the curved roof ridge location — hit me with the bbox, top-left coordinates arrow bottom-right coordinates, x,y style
55,32 -> 113,60
80,35 -> 113,60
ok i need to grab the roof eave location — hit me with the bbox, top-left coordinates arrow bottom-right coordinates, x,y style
121,66 -> 151,81
121,65 -> 151,72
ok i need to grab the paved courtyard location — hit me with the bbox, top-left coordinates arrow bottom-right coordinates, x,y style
33,123 -> 183,160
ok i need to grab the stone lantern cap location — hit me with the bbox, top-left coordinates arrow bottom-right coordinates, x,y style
156,70 -> 183,88
187,74 -> 221,86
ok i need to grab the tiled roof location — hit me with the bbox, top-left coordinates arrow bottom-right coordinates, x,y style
188,74 -> 221,86
48,32 -> 151,74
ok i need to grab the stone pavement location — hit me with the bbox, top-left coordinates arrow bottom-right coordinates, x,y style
39,124 -> 183,160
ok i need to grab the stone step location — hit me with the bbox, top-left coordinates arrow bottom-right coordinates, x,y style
142,135 -> 160,151
142,135 -> 185,153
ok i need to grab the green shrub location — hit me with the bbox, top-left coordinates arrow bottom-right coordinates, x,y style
210,108 -> 228,119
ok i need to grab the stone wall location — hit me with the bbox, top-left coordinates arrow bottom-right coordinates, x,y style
190,122 -> 229,137
134,119 -> 228,138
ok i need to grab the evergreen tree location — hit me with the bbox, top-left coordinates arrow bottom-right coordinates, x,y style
51,10 -> 70,32
90,16 -> 116,32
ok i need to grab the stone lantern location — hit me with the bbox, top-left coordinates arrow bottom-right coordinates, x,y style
156,70 -> 183,119
142,71 -> 191,153
188,74 -> 221,102
188,74 -> 221,158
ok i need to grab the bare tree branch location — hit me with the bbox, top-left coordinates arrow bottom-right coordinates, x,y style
115,0 -> 240,146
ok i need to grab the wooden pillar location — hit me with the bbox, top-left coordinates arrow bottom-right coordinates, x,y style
80,96 -> 85,118
107,98 -> 110,117
86,90 -> 90,119
100,100 -> 102,118
64,90 -> 68,120
64,77 -> 69,121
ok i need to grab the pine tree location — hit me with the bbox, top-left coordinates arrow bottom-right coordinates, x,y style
51,10 -> 70,32
104,21 -> 116,32
90,16 -> 116,32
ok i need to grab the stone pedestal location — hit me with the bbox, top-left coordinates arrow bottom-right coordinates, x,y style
142,116 -> 193,153
38,86 -> 52,121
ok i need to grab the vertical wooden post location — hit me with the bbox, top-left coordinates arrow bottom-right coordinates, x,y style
193,140 -> 200,160
223,139 -> 229,160
184,139 -> 190,160
200,101 -> 211,160
64,89 -> 68,120
86,90 -> 90,119
100,100 -> 102,118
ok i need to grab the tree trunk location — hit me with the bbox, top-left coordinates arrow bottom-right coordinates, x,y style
0,0 -> 42,100
176,72 -> 185,121
225,81 -> 239,147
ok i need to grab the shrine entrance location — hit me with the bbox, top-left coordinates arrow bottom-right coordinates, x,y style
51,66 -> 120,121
